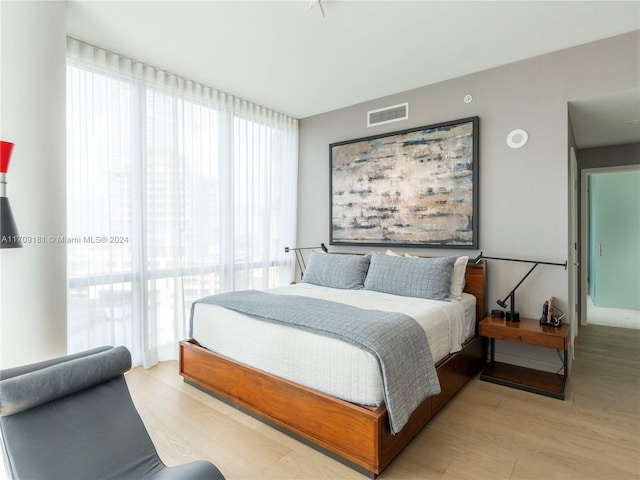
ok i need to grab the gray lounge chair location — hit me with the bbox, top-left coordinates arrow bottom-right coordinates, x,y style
0,346 -> 224,480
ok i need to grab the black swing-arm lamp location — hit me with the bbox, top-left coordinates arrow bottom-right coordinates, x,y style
473,252 -> 567,322
285,243 -> 328,280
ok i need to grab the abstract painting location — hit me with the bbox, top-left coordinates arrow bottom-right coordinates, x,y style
330,117 -> 479,248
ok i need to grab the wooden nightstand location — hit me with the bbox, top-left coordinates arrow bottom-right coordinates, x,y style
479,316 -> 569,399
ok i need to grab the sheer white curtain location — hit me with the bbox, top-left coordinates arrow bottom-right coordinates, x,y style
66,38 -> 298,367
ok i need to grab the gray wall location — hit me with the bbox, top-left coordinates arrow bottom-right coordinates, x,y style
578,142 -> 640,169
298,31 -> 639,371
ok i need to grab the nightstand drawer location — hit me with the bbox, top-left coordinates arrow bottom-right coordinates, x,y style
479,317 -> 568,350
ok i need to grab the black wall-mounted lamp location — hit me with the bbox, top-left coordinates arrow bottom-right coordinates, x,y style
285,243 -> 328,280
474,252 -> 566,322
1,141 -> 22,249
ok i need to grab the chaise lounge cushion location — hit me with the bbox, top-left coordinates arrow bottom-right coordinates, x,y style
0,346 -> 130,416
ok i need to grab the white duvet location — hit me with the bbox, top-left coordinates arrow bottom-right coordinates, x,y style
191,283 -> 476,406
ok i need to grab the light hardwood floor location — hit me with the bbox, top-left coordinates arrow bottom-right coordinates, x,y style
126,325 -> 640,479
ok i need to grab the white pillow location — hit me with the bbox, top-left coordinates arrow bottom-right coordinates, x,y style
450,256 -> 468,300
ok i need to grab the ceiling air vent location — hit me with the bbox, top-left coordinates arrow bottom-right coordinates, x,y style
367,102 -> 409,127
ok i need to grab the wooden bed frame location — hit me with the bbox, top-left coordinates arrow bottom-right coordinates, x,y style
179,260 -> 486,477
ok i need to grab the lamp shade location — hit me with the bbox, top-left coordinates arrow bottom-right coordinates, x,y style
1,140 -> 22,248
0,141 -> 14,172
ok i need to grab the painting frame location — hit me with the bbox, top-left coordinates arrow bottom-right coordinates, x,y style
329,116 -> 479,248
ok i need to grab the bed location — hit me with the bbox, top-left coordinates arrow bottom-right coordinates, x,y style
179,252 -> 487,477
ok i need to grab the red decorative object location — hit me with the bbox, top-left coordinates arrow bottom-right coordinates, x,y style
0,140 -> 14,173
1,140 -> 22,248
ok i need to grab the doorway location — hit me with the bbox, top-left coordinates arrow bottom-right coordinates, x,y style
581,166 -> 640,330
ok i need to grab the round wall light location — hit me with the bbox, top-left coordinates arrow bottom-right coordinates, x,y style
506,129 -> 528,149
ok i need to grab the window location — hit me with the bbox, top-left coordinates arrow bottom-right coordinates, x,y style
66,39 -> 298,367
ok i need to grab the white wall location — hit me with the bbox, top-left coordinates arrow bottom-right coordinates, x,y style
0,1 -> 67,368
298,31 -> 640,372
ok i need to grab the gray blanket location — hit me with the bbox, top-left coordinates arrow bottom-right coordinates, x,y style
191,290 -> 441,434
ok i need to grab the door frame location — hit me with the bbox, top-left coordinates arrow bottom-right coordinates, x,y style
568,148 -> 578,355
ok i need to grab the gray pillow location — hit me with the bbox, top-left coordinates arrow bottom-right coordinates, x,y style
364,253 -> 457,300
302,252 -> 370,289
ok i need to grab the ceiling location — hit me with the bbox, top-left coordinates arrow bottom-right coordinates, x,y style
66,1 -> 640,146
